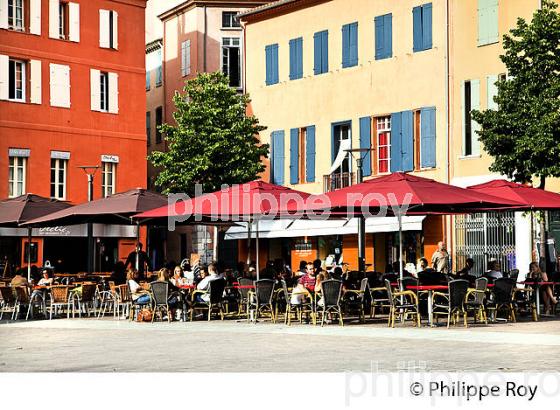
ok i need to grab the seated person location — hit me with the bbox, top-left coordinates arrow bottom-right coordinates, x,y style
331,266 -> 343,281
127,269 -> 151,305
290,262 -> 316,305
456,258 -> 475,277
527,262 -> 557,314
110,261 -> 127,285
486,260 -> 503,280
315,269 -> 331,307
294,261 -> 307,279
37,269 -> 53,286
170,266 -> 186,287
10,272 -> 28,287
195,263 -> 223,303
156,268 -> 181,318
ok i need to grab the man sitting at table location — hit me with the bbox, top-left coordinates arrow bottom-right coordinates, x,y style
486,260 -> 503,280
196,263 -> 223,303
10,271 -> 28,287
290,262 -> 316,305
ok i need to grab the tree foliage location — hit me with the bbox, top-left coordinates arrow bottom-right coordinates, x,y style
149,72 -> 268,195
472,0 -> 560,188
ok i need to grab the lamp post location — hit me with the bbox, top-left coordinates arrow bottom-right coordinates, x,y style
78,166 -> 100,274
345,147 -> 371,273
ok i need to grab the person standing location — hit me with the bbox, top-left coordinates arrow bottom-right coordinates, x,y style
125,242 -> 150,279
431,241 -> 450,273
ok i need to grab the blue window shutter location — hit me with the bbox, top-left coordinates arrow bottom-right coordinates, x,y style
390,112 -> 402,172
413,6 -> 422,52
265,45 -> 272,85
420,107 -> 436,168
270,131 -> 276,182
349,23 -> 358,66
359,117 -> 372,177
272,44 -> 279,84
374,16 -> 384,60
306,126 -> 316,183
422,3 -> 433,50
342,24 -> 350,68
272,130 -> 285,185
297,38 -> 303,78
289,39 -> 296,80
290,128 -> 299,184
401,111 -> 414,172
314,32 -> 321,75
385,14 -> 393,58
322,31 -> 329,73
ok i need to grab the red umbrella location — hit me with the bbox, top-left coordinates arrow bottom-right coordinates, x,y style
297,172 -> 523,284
134,180 -> 312,278
467,179 -> 560,210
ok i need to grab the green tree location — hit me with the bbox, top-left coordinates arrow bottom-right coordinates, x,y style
472,0 -> 560,189
472,0 -> 560,265
149,72 -> 268,195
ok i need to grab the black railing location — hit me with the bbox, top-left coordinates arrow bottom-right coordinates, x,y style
323,172 -> 355,193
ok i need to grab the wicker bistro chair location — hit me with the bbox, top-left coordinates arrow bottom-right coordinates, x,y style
0,286 -> 17,320
150,281 -> 170,323
432,279 -> 469,328
512,280 -> 538,322
342,278 -> 370,323
13,286 -> 30,321
190,279 -> 226,321
247,279 -> 276,323
317,279 -> 344,326
370,282 -> 391,318
278,280 -> 315,325
70,283 -> 97,318
237,278 -> 253,317
487,278 -> 516,322
48,286 -> 71,320
122,284 -> 147,321
385,279 -> 421,327
464,277 -> 489,324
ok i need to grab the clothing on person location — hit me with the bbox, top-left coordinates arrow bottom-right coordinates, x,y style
431,250 -> 450,273
487,270 -> 503,280
128,279 -> 150,303
125,250 -> 150,275
196,272 -> 224,302
10,275 -> 28,287
37,277 -> 53,286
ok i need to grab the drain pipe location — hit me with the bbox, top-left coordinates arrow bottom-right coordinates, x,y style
445,0 -> 454,266
203,6 -> 208,71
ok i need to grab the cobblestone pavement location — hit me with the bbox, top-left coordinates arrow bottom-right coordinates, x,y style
1,317 -> 559,372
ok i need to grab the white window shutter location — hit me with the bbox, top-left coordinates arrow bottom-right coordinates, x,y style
48,0 -> 59,39
90,69 -> 100,111
29,0 -> 42,35
186,40 -> 191,75
49,63 -> 70,108
0,0 -> 8,29
486,74 -> 498,110
112,11 -> 118,49
99,10 -> 110,48
69,2 -> 80,42
181,41 -> 186,76
30,60 -> 42,104
0,54 -> 8,100
108,72 -> 118,114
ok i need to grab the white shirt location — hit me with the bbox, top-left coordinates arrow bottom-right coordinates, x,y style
184,270 -> 194,285
128,279 -> 141,294
196,272 -> 223,291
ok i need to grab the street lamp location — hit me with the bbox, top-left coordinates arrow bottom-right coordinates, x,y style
345,147 -> 371,273
78,165 -> 100,273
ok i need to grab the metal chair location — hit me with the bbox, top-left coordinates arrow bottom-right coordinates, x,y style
317,279 -> 344,326
48,286 -> 71,320
513,279 -> 538,321
342,277 -> 370,323
71,283 -> 97,318
13,286 -> 30,321
487,278 -> 516,322
0,286 -> 17,320
247,279 -> 276,323
27,288 -> 48,320
464,277 -> 488,324
190,279 -> 226,321
236,278 -> 253,317
150,281 -> 170,323
385,279 -> 421,327
432,279 -> 469,328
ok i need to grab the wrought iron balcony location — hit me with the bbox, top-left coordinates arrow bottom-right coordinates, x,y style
323,172 -> 355,193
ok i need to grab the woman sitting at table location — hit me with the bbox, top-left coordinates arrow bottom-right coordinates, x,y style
156,268 -> 181,319
127,270 -> 151,306
290,262 -> 316,305
315,269 -> 331,307
527,262 -> 557,314
37,269 -> 53,286
170,266 -> 186,287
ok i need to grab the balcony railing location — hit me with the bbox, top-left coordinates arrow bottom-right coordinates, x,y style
323,172 -> 355,193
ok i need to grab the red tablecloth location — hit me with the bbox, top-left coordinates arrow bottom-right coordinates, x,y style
406,285 -> 449,291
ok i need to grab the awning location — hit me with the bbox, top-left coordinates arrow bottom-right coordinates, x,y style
224,216 -> 425,240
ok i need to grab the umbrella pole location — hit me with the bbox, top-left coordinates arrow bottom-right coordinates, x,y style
256,219 -> 260,281
247,218 -> 252,266
398,212 -> 403,290
27,227 -> 32,282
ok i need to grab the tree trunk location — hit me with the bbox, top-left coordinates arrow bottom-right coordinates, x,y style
538,175 -> 547,271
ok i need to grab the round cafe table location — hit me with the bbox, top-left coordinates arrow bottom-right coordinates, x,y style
406,285 -> 448,327
518,281 -> 560,316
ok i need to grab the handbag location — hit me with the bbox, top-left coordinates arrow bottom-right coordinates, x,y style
137,308 -> 153,322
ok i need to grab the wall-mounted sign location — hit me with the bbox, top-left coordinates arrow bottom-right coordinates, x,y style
8,148 -> 30,157
101,154 -> 119,163
51,151 -> 71,160
38,226 -> 72,236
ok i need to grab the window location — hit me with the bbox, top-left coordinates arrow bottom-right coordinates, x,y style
375,13 -> 392,60
289,37 -> 303,81
463,80 -> 481,156
265,44 -> 279,86
331,123 -> 351,174
50,158 -> 67,200
101,161 -> 116,197
99,9 -> 118,49
290,128 -> 307,184
222,37 -> 241,88
8,59 -> 25,102
155,106 -> 162,144
270,130 -> 285,185
8,0 -> 24,31
99,71 -> 109,111
478,0 -> 498,46
413,3 -> 433,52
155,48 -> 162,87
8,156 -> 26,197
146,69 -> 150,90
59,1 -> 68,39
313,30 -> 328,75
146,111 -> 151,146
181,40 -> 191,77
342,22 -> 358,68
222,11 -> 240,28
376,117 -> 391,174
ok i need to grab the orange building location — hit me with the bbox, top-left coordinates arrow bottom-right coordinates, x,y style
0,0 -> 148,273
